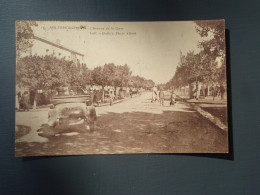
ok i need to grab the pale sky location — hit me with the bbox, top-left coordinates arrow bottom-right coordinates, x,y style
33,21 -> 207,84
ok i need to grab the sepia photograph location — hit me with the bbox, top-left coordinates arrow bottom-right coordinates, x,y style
15,20 -> 228,156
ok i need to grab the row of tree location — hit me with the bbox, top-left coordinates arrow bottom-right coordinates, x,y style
16,54 -> 155,93
166,20 -> 226,92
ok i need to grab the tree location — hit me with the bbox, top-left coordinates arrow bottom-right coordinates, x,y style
16,55 -> 70,91
102,63 -> 132,91
195,20 -> 225,59
144,79 -> 155,89
103,63 -> 116,87
130,75 -> 154,90
195,20 -> 226,82
116,64 -> 132,87
16,21 -> 38,57
91,66 -> 108,102
130,75 -> 145,89
79,64 -> 92,87
168,50 -> 219,98
92,66 -> 105,87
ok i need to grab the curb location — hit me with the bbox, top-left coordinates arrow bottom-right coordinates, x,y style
187,101 -> 227,105
95,94 -> 141,107
177,95 -> 228,132
180,97 -> 227,105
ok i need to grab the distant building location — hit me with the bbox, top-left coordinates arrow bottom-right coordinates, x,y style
24,35 -> 85,64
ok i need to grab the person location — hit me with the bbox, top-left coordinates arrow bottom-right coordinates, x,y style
96,89 -> 101,106
170,91 -> 176,106
22,91 -> 30,111
16,91 -> 21,111
205,85 -> 208,97
195,83 -> 200,100
201,84 -> 205,97
69,89 -> 75,96
159,88 -> 164,106
138,88 -> 141,96
93,89 -> 97,106
109,88 -> 114,106
192,84 -> 197,99
220,83 -> 225,100
151,85 -> 158,102
212,83 -> 217,100
195,88 -> 199,100
129,88 -> 133,98
216,84 -> 220,97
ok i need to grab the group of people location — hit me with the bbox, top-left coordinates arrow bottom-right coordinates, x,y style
89,87 -> 141,106
151,86 -> 176,106
212,83 -> 226,100
90,89 -> 102,106
193,83 -> 226,100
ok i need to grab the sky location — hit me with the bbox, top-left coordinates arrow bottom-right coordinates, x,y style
32,21 -> 208,84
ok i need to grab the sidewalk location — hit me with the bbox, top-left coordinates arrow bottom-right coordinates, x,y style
177,94 -> 228,132
91,93 -> 145,107
96,96 -> 132,107
16,95 -> 138,112
178,95 -> 227,105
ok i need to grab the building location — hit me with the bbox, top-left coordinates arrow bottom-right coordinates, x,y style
24,35 -> 85,64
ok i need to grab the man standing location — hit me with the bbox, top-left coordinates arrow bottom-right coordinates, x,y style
220,83 -> 225,100
159,88 -> 164,106
109,88 -> 114,106
129,88 -> 133,98
151,85 -> 158,102
22,91 -> 30,111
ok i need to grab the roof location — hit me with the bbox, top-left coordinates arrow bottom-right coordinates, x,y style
33,35 -> 84,57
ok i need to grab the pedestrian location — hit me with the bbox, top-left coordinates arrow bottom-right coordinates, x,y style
129,88 -> 132,98
109,88 -> 114,106
196,88 -> 199,100
201,84 -> 205,97
22,91 -> 30,111
94,89 -> 99,106
220,83 -> 225,100
216,84 -> 220,97
205,85 -> 208,97
16,91 -> 21,111
96,89 -> 101,106
159,88 -> 164,106
212,83 -> 217,100
151,85 -> 158,103
170,91 -> 176,106
15,93 -> 20,111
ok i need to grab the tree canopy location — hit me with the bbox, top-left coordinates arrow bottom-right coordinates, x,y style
16,55 -> 92,90
17,54 -> 155,92
167,20 -> 226,88
16,21 -> 38,57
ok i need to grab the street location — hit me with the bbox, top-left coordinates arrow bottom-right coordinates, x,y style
15,92 -> 228,156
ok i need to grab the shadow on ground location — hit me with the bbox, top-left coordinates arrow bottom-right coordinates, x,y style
16,108 -> 228,157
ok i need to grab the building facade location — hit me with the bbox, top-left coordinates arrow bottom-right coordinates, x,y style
23,35 -> 85,64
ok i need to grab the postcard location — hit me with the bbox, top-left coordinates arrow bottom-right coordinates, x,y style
15,20 -> 228,156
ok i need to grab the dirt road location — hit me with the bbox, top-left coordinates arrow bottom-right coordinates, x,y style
15,92 -> 228,156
